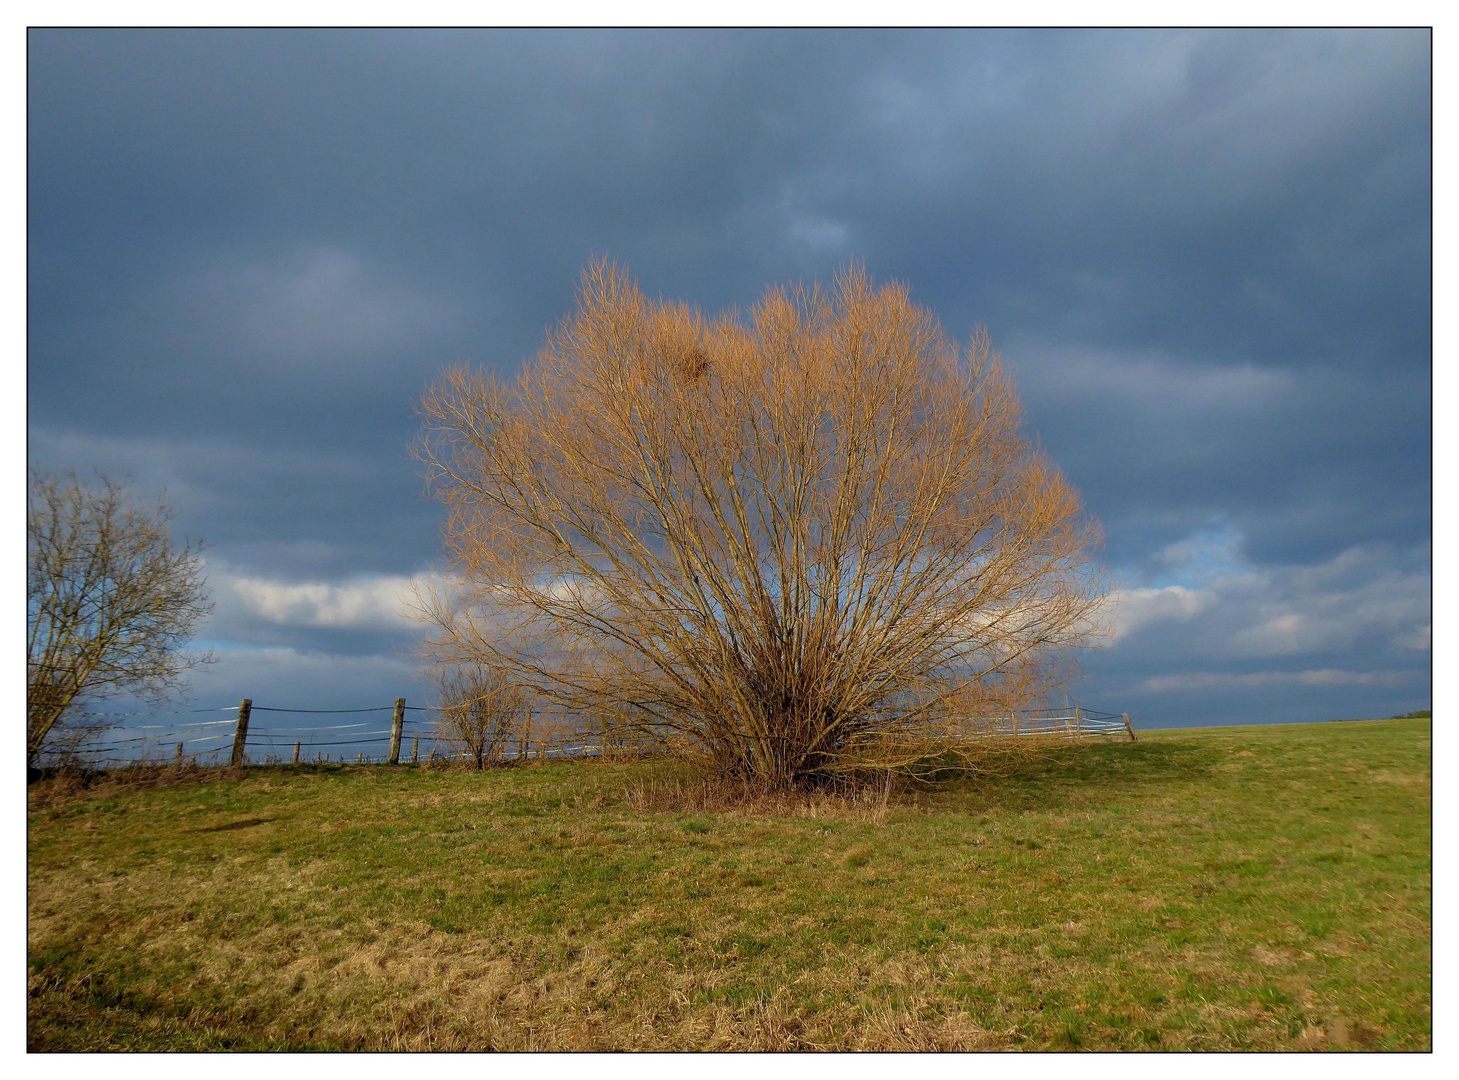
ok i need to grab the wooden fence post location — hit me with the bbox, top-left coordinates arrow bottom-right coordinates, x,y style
411,737 -> 419,764
230,699 -> 252,767
175,742 -> 184,766
293,741 -> 301,764
1123,712 -> 1138,742
389,698 -> 405,764
1074,706 -> 1083,738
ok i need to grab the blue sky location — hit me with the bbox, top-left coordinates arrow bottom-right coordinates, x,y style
28,29 -> 1431,730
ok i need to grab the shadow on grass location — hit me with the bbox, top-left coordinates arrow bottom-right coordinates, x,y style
919,737 -> 1225,814
195,816 -> 274,832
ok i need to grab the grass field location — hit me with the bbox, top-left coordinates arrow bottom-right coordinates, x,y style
28,717 -> 1430,1051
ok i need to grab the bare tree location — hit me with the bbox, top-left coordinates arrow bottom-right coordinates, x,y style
27,472 -> 213,765
417,261 -> 1105,788
435,662 -> 527,769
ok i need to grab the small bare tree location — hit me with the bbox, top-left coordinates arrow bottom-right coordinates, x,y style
417,261 -> 1105,788
436,662 -> 527,769
28,472 -> 213,766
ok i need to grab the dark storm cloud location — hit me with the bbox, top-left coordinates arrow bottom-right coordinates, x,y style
28,29 -> 1429,726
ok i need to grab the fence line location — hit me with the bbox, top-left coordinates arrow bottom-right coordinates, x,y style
41,697 -> 1136,769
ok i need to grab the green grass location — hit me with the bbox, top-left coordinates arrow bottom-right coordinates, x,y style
28,718 -> 1430,1050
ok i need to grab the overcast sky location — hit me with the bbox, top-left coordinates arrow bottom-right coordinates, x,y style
28,28 -> 1431,730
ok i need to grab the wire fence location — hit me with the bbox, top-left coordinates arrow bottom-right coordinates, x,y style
41,699 -> 1135,770
42,697 -> 623,769
995,707 -> 1136,740
48,702 -> 420,768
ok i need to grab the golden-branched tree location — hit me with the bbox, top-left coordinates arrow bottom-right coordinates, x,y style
417,262 -> 1104,788
27,472 -> 213,765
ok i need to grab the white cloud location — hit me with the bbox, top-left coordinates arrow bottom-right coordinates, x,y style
213,569 -> 447,631
1103,584 -> 1212,641
1217,551 -> 1431,660
228,575 -> 412,629
1108,521 -> 1430,659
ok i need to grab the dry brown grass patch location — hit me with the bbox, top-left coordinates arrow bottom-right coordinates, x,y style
620,772 -> 902,820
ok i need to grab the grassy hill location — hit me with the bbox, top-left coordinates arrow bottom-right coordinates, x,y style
28,717 -> 1430,1050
